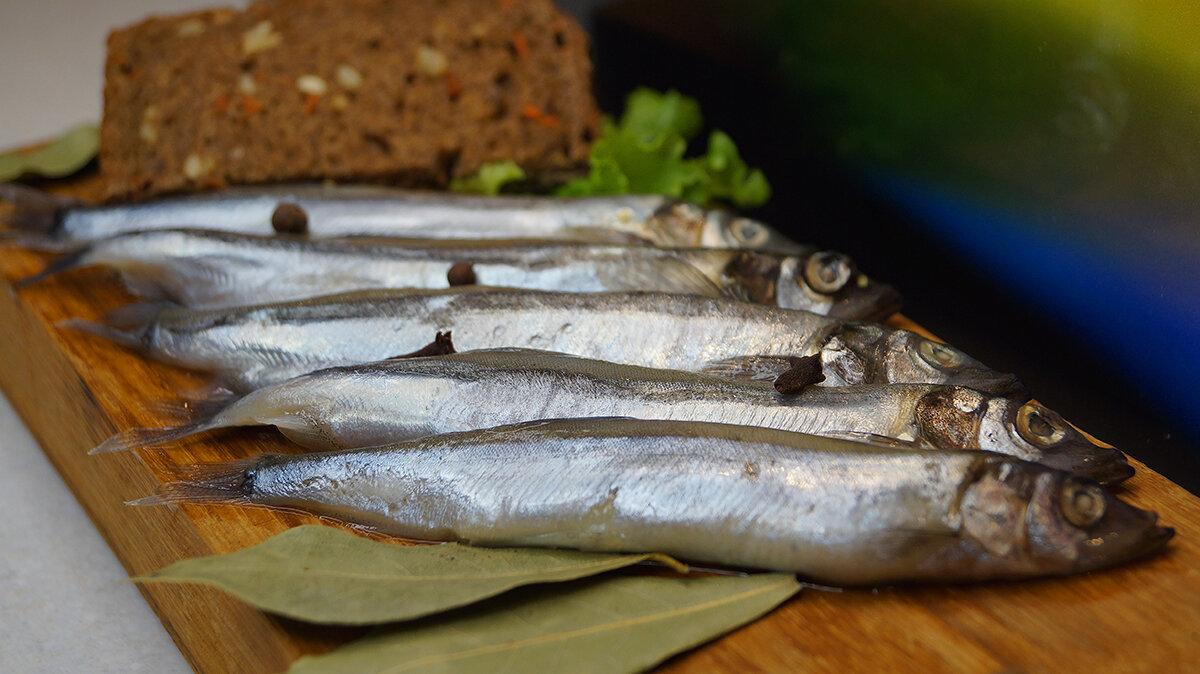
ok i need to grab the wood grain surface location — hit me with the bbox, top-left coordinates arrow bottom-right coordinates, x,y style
1,176 -> 1197,673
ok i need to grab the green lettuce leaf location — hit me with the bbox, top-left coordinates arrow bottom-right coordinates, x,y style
449,161 -> 526,196
557,89 -> 770,208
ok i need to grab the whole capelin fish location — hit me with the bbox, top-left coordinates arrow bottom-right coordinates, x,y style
18,229 -> 899,320
97,349 -> 1130,484
0,183 -> 803,252
61,287 -> 1026,396
131,418 -> 1172,584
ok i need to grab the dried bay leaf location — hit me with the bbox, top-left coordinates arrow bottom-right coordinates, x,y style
136,525 -> 688,625
288,573 -> 801,674
0,124 -> 99,183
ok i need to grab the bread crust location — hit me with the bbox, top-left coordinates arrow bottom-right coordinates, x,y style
100,0 -> 601,201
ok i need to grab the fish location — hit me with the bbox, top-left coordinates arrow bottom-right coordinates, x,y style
0,183 -> 804,252
96,349 -> 1130,484
17,228 -> 900,320
130,417 -> 1172,584
61,287 -> 1026,397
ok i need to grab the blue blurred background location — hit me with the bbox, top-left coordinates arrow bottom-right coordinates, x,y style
573,0 -> 1200,490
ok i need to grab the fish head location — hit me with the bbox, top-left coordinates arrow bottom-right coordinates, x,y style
644,203 -> 799,253
980,400 -> 1135,485
825,326 -> 1029,398
958,459 -> 1172,578
916,390 -> 1135,484
652,202 -> 808,254
775,252 -> 903,321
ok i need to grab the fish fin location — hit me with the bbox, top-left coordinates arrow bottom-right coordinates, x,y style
56,301 -> 176,352
150,383 -> 240,420
387,331 -> 456,359
820,430 -> 926,449
126,455 -> 267,506
91,416 -> 225,454
57,317 -> 145,352
0,183 -> 75,235
93,384 -> 244,454
118,276 -> 175,302
119,255 -> 245,304
104,300 -> 178,331
0,229 -> 76,252
12,244 -> 92,289
276,423 -> 342,451
601,257 -> 724,298
699,355 -> 797,383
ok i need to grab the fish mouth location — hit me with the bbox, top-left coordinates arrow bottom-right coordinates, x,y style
1108,514 -> 1175,567
1087,458 -> 1137,486
826,280 -> 904,322
955,371 -> 1030,401
1146,522 -> 1177,550
988,374 -> 1030,401
1073,501 -> 1175,573
1037,445 -> 1136,486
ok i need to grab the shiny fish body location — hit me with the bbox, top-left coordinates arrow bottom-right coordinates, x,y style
27,229 -> 898,319
2,183 -> 804,252
66,287 -> 1025,397
107,349 -> 1129,483
140,418 -> 1171,584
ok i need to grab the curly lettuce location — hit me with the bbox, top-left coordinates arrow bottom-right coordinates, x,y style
557,89 -> 770,208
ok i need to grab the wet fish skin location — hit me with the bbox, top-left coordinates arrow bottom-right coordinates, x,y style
62,287 -> 1023,397
99,349 -> 1127,484
21,228 -> 895,318
20,229 -> 715,308
1,183 -> 803,253
134,418 -> 1172,584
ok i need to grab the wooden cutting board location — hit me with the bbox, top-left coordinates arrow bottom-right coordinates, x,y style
1,174 -> 1198,673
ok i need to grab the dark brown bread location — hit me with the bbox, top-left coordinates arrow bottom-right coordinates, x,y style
100,0 -> 601,201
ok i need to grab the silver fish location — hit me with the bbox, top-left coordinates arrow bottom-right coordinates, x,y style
132,418 -> 1172,584
0,183 -> 803,252
19,229 -> 900,320
62,287 -> 1025,397
98,349 -> 1130,483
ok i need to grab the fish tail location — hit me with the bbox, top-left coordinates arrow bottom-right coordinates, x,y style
57,317 -> 143,352
150,382 -> 240,420
0,183 -> 72,237
0,229 -> 75,252
91,413 -> 228,454
126,455 -> 269,506
57,301 -> 176,351
12,245 -> 92,289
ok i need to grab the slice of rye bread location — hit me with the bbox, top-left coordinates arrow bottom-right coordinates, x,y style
100,0 -> 601,201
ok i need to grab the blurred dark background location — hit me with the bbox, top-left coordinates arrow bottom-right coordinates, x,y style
560,0 -> 1200,493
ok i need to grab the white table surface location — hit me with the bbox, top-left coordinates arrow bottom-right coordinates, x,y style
1,2 -> 229,672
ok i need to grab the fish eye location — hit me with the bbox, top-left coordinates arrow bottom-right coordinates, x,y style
1061,477 -> 1107,528
802,252 -> 855,294
917,339 -> 964,370
1015,404 -> 1068,448
731,218 -> 770,246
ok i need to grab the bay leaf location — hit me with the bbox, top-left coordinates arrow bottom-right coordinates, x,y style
136,525 -> 687,625
0,124 -> 99,183
288,573 -> 800,674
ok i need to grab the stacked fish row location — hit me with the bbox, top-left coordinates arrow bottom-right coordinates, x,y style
2,184 -> 1172,585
